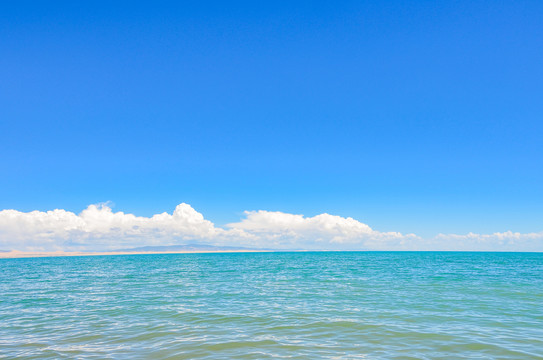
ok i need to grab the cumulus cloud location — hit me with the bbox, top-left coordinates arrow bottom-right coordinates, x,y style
0,203 -> 542,252
226,210 -> 419,250
0,203 -> 220,251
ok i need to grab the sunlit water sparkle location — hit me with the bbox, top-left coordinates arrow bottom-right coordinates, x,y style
1,252 -> 542,359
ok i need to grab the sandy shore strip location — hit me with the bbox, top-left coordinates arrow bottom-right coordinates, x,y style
0,249 -> 278,259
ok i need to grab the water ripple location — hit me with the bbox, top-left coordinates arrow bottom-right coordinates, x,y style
1,252 -> 542,359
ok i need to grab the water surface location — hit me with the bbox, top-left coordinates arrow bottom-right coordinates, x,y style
1,252 -> 542,359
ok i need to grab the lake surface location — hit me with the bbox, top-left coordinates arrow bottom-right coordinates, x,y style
1,252 -> 542,359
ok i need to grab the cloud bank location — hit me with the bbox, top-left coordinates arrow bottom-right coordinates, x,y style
0,203 -> 541,252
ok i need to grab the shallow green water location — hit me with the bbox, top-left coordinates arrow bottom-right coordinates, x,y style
1,252 -> 542,359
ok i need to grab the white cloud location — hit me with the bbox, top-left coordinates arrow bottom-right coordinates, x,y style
226,210 -> 419,250
0,203 -> 542,252
0,203 -> 220,251
432,231 -> 543,252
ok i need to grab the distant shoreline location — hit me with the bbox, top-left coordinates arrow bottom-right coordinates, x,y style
2,250 -> 542,259
0,249 -> 279,259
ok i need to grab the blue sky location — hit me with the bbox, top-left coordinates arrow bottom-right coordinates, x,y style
1,0 -> 542,243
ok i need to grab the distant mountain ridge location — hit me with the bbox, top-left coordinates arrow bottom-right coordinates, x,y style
109,244 -> 269,253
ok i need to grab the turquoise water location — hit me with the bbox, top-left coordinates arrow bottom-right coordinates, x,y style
1,252 -> 542,359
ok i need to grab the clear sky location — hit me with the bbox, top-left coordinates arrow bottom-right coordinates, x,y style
1,0 -> 542,249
